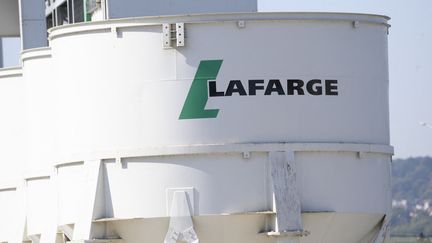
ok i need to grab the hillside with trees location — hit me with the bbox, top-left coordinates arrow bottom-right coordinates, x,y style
391,157 -> 432,236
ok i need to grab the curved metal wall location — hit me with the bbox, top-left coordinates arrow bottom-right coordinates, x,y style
22,47 -> 56,173
0,67 -> 25,183
21,48 -> 58,236
46,12 -> 391,216
49,13 -> 390,159
0,67 -> 25,242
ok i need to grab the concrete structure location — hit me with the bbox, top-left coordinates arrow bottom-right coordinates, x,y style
0,1 -> 392,243
19,0 -> 47,49
0,0 -> 20,37
0,39 -> 3,68
106,0 -> 257,18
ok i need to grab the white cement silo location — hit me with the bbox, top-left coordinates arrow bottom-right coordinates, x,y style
0,67 -> 26,243
21,47 -> 59,240
39,12 -> 393,243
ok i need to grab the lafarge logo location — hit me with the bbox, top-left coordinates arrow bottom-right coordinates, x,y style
179,60 -> 339,120
179,60 -> 223,120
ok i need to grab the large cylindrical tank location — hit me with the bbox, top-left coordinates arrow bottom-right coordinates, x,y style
0,67 -> 26,182
21,47 -> 59,238
36,12 -> 393,243
49,13 -> 390,155
0,67 -> 26,242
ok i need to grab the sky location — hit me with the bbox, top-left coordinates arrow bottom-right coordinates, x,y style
258,0 -> 432,159
1,0 -> 431,159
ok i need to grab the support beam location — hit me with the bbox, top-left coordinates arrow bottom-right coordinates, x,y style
270,151 -> 302,231
73,160 -> 105,241
9,181 -> 28,243
269,151 -> 304,243
18,0 -> 47,50
373,215 -> 391,243
40,169 -> 59,243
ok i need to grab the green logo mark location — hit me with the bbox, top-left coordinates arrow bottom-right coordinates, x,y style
179,60 -> 223,120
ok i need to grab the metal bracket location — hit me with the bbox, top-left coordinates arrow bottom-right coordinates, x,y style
237,20 -> 246,29
353,21 -> 360,29
163,23 -> 185,49
166,187 -> 195,216
176,23 -> 185,47
162,24 -> 172,48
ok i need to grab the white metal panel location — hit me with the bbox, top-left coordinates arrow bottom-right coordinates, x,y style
57,163 -> 86,225
296,151 -> 391,214
0,68 -> 26,183
107,0 -> 257,19
22,48 -> 58,173
104,153 -> 269,218
100,151 -> 390,220
0,189 -> 19,241
17,48 -> 57,236
48,13 -> 390,159
26,177 -> 52,236
0,0 -> 20,36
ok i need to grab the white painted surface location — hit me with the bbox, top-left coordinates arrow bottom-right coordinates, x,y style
48,13 -> 390,159
0,67 -> 26,183
73,160 -> 103,240
26,177 -> 52,236
0,189 -> 19,242
22,48 -> 57,174
104,153 -> 269,218
50,143 -> 391,242
101,151 -> 390,218
50,13 -> 392,242
57,162 -> 86,226
19,49 -> 56,238
39,171 -> 59,243
296,151 -> 391,213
